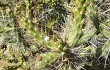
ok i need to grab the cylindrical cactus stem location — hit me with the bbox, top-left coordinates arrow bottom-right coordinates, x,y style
22,0 -> 64,51
67,0 -> 93,47
21,17 -> 63,51
76,0 -> 102,45
101,40 -> 110,59
36,52 -> 61,69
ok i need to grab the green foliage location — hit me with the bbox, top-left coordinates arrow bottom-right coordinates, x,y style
0,0 -> 110,70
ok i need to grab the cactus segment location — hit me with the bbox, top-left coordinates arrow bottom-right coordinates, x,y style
80,46 -> 96,57
22,0 -> 63,51
100,23 -> 110,38
67,0 -> 93,47
36,52 -> 61,69
77,26 -> 96,45
101,40 -> 110,59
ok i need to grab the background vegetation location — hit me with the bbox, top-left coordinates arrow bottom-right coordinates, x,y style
0,0 -> 110,70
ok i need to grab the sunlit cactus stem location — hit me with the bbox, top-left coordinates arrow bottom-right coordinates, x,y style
22,0 -> 64,51
67,0 -> 93,47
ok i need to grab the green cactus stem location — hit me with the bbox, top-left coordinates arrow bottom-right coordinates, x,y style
100,23 -> 110,38
36,52 -> 61,69
22,0 -> 64,51
67,0 -> 93,47
101,40 -> 110,59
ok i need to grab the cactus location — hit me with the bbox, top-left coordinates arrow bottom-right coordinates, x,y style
21,0 -> 63,51
36,52 -> 61,69
101,40 -> 110,59
100,22 -> 110,60
100,23 -> 110,38
77,25 -> 96,45
1,0 -> 110,70
66,0 -> 93,47
80,46 -> 96,57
